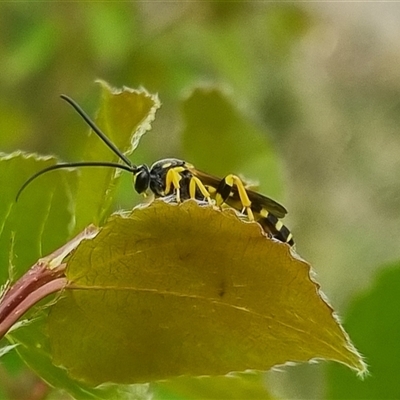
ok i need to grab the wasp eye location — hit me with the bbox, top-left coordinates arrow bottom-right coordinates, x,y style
134,166 -> 150,194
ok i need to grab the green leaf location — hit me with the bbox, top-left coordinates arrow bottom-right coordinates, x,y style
182,87 -> 284,198
48,200 -> 365,386
0,152 -> 100,398
9,316 -> 129,400
0,343 -> 18,358
151,373 -> 273,400
0,152 -> 75,281
74,80 -> 160,231
327,262 -> 400,399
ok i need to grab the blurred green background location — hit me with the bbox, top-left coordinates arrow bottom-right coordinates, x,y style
1,3 -> 400,399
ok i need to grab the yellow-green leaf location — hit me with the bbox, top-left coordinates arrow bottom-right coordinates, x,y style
74,81 -> 160,231
48,200 -> 366,385
0,152 -> 75,280
151,373 -> 274,400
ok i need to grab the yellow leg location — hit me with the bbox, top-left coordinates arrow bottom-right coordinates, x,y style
165,167 -> 185,202
189,176 -> 212,204
217,174 -> 255,221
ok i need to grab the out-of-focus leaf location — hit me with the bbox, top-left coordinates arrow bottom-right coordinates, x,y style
151,373 -> 273,400
327,262 -> 400,399
85,5 -> 134,65
48,200 -> 365,386
2,19 -> 59,85
182,87 -> 284,198
0,101 -> 30,151
0,152 -> 75,281
74,81 -> 160,231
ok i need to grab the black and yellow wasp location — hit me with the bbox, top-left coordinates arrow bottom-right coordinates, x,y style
17,95 -> 294,246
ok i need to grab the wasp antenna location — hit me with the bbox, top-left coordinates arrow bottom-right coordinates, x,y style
60,95 -> 133,167
16,161 -> 136,202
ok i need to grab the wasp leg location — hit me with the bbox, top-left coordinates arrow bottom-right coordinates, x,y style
216,174 -> 255,221
165,167 -> 186,202
189,176 -> 212,204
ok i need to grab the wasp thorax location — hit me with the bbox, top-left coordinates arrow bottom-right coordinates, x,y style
133,165 -> 151,194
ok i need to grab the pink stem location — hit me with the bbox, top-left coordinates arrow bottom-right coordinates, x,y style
0,277 -> 67,339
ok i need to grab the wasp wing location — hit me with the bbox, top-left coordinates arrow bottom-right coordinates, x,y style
188,167 -> 288,219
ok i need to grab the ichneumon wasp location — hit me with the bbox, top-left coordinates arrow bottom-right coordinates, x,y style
17,95 -> 294,246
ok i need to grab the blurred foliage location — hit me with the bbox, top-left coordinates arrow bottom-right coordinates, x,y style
327,262 -> 400,399
1,2 -> 400,399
